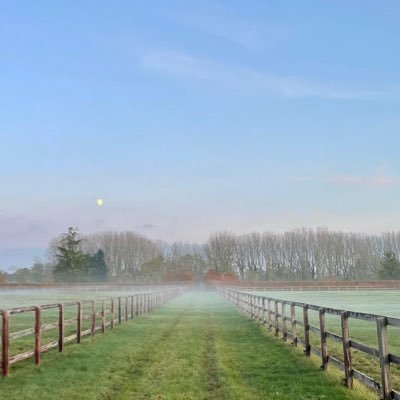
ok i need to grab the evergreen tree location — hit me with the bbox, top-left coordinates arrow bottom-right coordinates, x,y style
379,251 -> 400,280
87,249 -> 108,281
53,227 -> 87,282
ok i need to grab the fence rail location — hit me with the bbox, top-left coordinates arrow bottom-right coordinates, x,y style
1,285 -> 187,376
218,285 -> 400,292
220,287 -> 400,400
0,283 -> 188,292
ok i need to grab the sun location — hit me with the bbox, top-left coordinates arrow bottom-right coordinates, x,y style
96,199 -> 103,206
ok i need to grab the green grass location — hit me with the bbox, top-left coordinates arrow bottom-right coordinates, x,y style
0,292 -> 375,400
0,289 -> 148,358
250,290 -> 400,392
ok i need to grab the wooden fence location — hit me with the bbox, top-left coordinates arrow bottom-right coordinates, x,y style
220,287 -> 400,400
0,283 -> 190,292
1,285 -> 187,376
214,285 -> 400,292
219,279 -> 400,290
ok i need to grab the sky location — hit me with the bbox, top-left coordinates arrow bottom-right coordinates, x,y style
1,1 -> 400,270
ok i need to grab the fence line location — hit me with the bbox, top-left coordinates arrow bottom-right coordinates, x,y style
220,287 -> 400,400
217,285 -> 400,292
0,283 -> 188,292
1,285 -> 188,376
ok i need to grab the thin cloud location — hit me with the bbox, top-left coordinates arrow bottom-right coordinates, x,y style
139,49 -> 383,100
296,167 -> 400,188
170,6 -> 289,50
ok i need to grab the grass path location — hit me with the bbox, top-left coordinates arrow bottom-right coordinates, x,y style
0,292 -> 376,400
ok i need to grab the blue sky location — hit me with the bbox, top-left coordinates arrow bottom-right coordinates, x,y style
1,1 -> 400,269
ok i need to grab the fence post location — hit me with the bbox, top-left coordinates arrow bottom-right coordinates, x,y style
58,304 -> 64,352
291,302 -> 297,346
282,302 -> 287,341
303,305 -> 310,356
262,298 -> 266,324
110,299 -> 114,329
377,317 -> 392,400
131,296 -> 134,319
34,306 -> 42,366
274,301 -> 279,337
77,302 -> 82,344
247,294 -> 252,317
135,295 -> 139,316
2,310 -> 10,376
268,299 -> 272,331
118,297 -> 122,325
91,300 -> 96,337
341,311 -> 353,388
125,297 -> 128,322
101,301 -> 106,333
319,308 -> 328,370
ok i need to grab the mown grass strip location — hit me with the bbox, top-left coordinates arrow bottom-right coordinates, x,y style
0,292 -> 376,400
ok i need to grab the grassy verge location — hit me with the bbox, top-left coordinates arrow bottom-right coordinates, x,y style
0,292 -> 376,399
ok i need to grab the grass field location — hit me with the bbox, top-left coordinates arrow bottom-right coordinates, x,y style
0,291 -> 375,400
0,288 -> 152,309
251,289 -> 400,317
249,289 -> 400,392
0,288 -> 156,359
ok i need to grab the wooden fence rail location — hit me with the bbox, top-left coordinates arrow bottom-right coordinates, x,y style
220,287 -> 400,400
219,285 -> 400,292
1,285 -> 187,376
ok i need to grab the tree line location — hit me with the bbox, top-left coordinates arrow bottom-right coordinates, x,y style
2,227 -> 400,283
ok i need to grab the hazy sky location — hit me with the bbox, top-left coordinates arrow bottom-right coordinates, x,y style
1,1 -> 400,269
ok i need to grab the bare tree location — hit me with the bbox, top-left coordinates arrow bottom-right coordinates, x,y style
204,231 -> 237,273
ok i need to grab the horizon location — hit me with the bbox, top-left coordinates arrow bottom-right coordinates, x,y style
2,1 -> 400,269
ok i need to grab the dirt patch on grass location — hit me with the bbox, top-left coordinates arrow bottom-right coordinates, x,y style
203,311 -> 227,400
